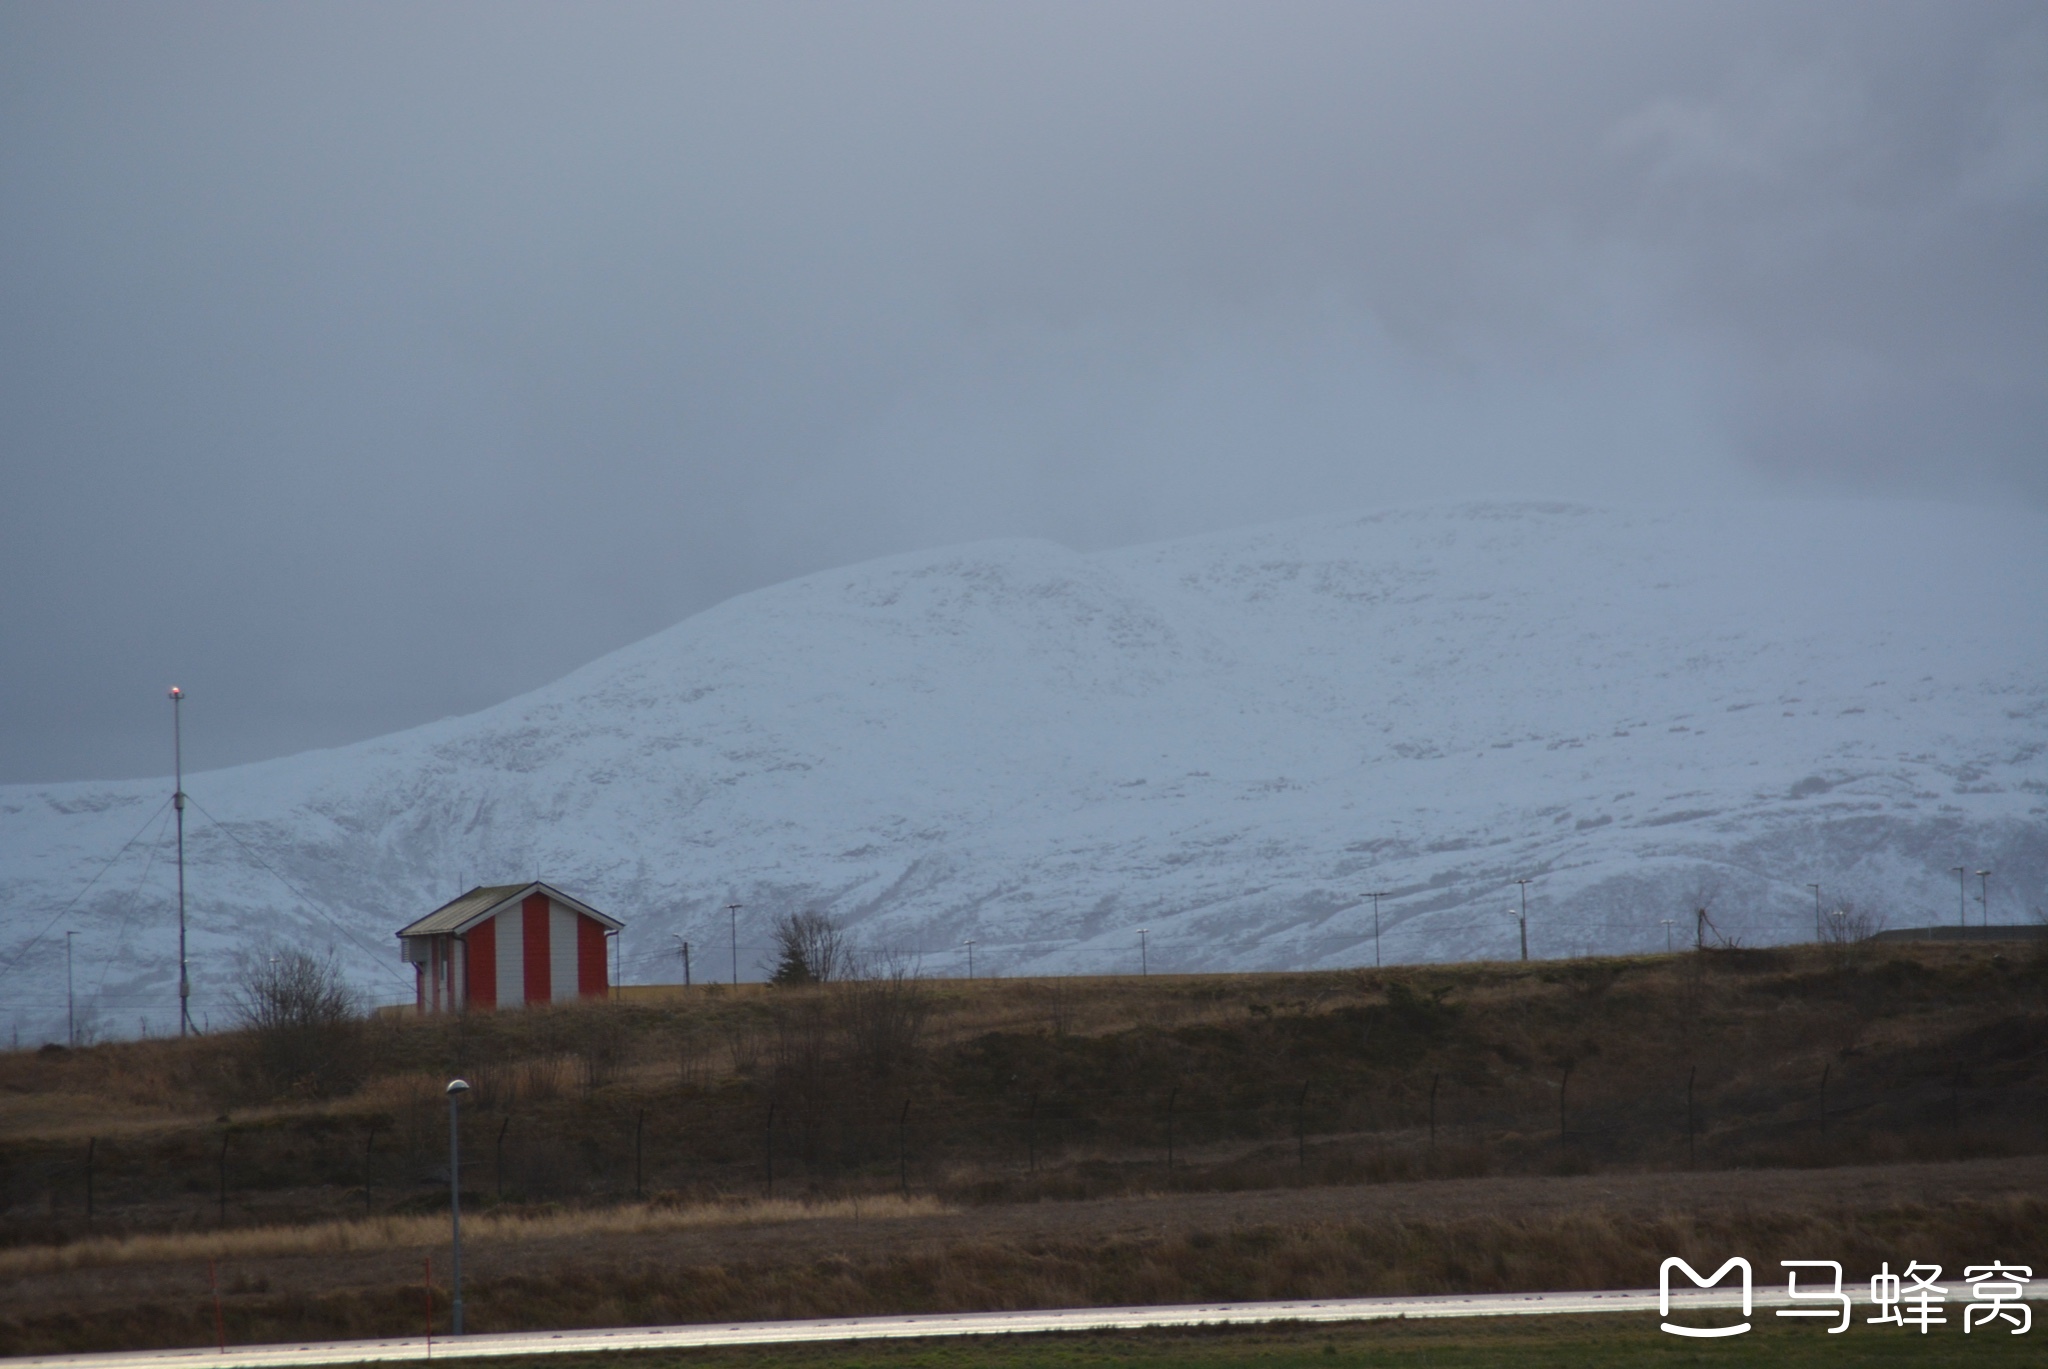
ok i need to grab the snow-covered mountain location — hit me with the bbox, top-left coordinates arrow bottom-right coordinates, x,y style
5,501 -> 2045,1040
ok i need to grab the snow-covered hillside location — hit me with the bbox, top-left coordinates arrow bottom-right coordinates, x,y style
4,501 -> 2045,1040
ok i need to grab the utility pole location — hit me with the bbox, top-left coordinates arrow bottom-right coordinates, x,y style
1367,892 -> 1386,968
726,904 -> 741,985
1952,866 -> 1967,928
674,935 -> 691,987
1138,928 -> 1148,977
65,931 -> 76,1048
1977,870 -> 1992,927
170,687 -> 192,1036
1661,919 -> 1674,954
963,939 -> 975,980
1514,879 -> 1530,962
1807,883 -> 1821,943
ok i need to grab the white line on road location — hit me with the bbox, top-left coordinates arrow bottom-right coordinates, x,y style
9,1284 -> 2035,1369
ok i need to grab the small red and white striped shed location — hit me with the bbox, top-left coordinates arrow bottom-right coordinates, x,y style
397,883 -> 623,1013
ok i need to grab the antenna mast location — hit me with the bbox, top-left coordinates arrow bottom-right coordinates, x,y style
171,687 -> 193,1036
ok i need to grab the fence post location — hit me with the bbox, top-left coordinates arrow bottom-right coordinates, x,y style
1296,1083 -> 1309,1172
634,1108 -> 645,1199
1558,1063 -> 1573,1144
1685,1066 -> 1696,1169
1165,1087 -> 1177,1173
1818,1064 -> 1829,1141
217,1130 -> 229,1227
85,1136 -> 95,1228
1026,1092 -> 1038,1174
897,1099 -> 910,1197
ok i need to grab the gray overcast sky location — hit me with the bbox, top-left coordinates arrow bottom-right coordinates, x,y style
2,1 -> 2043,784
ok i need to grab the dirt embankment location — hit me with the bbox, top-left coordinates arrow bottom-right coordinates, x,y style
3,1155 -> 2042,1355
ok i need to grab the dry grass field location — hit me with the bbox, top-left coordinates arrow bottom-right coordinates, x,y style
1,941 -> 2042,1355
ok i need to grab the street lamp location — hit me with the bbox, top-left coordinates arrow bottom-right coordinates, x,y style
65,931 -> 76,1048
1367,892 -> 1386,969
169,687 -> 191,1037
445,1079 -> 470,1335
726,903 -> 742,985
1514,879 -> 1531,962
962,940 -> 975,980
1138,928 -> 1148,977
1977,870 -> 1992,928
1660,919 -> 1675,954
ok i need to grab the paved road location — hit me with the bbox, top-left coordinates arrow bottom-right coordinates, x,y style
13,1282 -> 1986,1369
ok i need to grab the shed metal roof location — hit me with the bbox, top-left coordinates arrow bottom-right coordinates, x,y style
396,882 -> 623,939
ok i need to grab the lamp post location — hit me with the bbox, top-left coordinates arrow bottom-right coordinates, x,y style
1138,928 -> 1148,977
726,904 -> 741,985
1661,919 -> 1675,954
65,931 -> 76,1048
170,687 -> 191,1036
1977,870 -> 1992,927
962,940 -> 975,980
1367,892 -> 1386,968
1514,879 -> 1530,962
1807,884 -> 1821,942
445,1079 -> 470,1335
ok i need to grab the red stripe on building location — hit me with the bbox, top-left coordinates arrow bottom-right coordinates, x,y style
577,915 -> 608,999
523,893 -> 552,1004
465,919 -> 496,1009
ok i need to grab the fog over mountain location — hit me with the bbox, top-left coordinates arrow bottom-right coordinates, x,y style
4,4 -> 2044,785
4,500 -> 2043,1042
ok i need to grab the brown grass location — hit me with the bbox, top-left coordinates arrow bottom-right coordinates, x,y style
3,943 -> 2042,1240
0,1192 -> 948,1278
2,1181 -> 2039,1355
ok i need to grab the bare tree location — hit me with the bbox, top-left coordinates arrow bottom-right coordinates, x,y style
768,910 -> 849,985
1820,899 -> 1886,945
232,948 -> 363,1097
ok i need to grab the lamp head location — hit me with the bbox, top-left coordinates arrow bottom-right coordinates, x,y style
445,1079 -> 471,1097
168,686 -> 183,700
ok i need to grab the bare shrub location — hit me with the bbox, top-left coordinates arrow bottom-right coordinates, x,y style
839,955 -> 931,1081
767,911 -> 849,985
230,949 -> 363,1098
1820,900 -> 1886,945
724,1021 -> 763,1077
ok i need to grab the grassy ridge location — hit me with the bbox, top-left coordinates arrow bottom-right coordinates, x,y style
4,942 -> 2042,1237
1,942 -> 2042,1356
